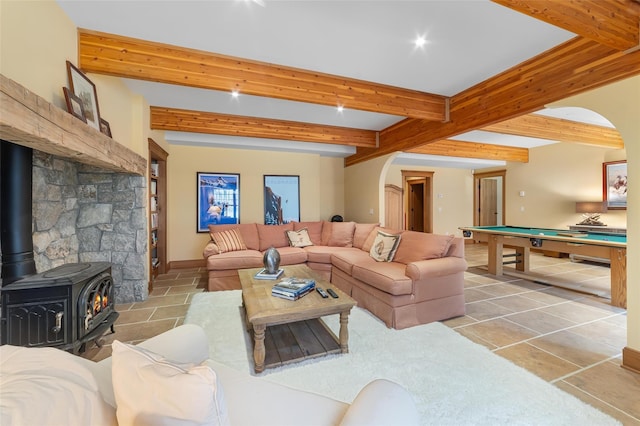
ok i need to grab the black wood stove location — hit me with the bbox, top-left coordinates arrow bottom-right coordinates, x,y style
1,141 -> 118,353
0,262 -> 119,353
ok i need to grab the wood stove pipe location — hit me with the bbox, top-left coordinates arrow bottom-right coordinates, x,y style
1,140 -> 36,285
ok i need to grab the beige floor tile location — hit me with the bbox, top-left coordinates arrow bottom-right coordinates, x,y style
540,301 -> 614,323
495,343 -> 580,381
562,361 -> 640,420
458,317 -> 539,348
130,293 -> 190,309
153,277 -> 198,288
554,380 -> 640,426
150,304 -> 190,320
166,285 -> 203,295
464,300 -> 515,321
487,294 -> 548,312
529,330 -> 621,367
504,309 -> 576,334
116,307 -> 155,324
463,287 -> 495,302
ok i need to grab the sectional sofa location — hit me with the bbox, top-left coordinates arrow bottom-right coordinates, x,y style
203,221 -> 467,329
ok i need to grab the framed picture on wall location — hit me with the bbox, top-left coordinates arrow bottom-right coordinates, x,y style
197,172 -> 240,232
66,61 -> 101,130
63,87 -> 87,123
603,160 -> 627,210
264,175 -> 300,225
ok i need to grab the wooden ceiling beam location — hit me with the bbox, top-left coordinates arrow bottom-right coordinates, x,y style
484,114 -> 624,149
407,140 -> 529,162
78,29 -> 447,121
346,36 -> 640,166
492,0 -> 640,51
150,107 -> 377,147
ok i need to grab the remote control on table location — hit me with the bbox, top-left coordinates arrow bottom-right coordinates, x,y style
326,288 -> 339,298
316,287 -> 329,298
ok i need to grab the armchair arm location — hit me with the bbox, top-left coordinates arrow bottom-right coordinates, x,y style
405,257 -> 468,281
339,379 -> 420,426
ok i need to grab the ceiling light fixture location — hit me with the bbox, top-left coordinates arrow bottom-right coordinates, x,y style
337,105 -> 344,113
231,89 -> 240,98
414,35 -> 427,49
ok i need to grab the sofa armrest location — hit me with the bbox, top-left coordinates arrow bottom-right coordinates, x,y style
339,379 -> 420,426
203,240 -> 219,258
404,257 -> 468,281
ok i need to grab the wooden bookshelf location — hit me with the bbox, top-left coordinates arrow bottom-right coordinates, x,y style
148,138 -> 168,291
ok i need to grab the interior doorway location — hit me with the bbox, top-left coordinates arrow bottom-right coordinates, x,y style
402,170 -> 433,233
474,170 -> 506,226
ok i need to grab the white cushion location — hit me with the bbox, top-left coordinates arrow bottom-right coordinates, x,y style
369,231 -> 401,262
0,345 -> 116,426
111,340 -> 229,426
286,228 -> 314,247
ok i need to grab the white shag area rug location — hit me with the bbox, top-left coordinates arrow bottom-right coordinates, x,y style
185,291 -> 619,426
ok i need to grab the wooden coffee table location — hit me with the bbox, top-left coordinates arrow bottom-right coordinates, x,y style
238,265 -> 356,373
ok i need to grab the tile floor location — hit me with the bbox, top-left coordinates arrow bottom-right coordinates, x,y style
84,244 -> 640,425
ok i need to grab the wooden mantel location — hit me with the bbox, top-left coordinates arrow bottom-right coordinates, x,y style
0,74 -> 146,176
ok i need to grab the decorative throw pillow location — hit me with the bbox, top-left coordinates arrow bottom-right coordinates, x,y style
286,228 -> 313,247
369,231 -> 401,262
211,228 -> 246,253
111,340 -> 229,426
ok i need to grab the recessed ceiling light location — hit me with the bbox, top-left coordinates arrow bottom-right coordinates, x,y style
337,105 -> 344,113
231,89 -> 240,98
414,35 -> 427,49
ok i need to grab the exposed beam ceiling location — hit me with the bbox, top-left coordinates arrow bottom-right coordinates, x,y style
485,114 -> 624,149
66,0 -> 639,167
150,107 -> 377,147
492,0 -> 640,51
346,36 -> 640,166
78,29 -> 447,121
407,140 -> 529,163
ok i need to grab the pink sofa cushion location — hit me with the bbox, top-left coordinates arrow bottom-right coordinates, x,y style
351,261 -> 412,296
321,221 -> 356,247
257,223 -> 294,251
353,223 -> 378,249
393,231 -> 455,264
208,223 -> 259,251
210,229 -> 247,253
274,246 -> 308,265
206,250 -> 263,271
293,221 -> 323,245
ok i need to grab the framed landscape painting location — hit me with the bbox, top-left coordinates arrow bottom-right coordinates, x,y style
197,172 -> 240,232
66,61 -> 101,130
264,175 -> 300,225
603,160 -> 627,210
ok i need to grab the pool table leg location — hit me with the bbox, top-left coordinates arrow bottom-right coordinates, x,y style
610,247 -> 627,309
515,247 -> 530,273
488,235 -> 503,276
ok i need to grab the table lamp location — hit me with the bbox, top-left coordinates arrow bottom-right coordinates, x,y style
575,201 -> 607,226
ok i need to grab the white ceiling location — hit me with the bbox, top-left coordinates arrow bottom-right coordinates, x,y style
56,0 -> 615,169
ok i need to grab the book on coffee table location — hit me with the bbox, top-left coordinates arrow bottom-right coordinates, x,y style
271,278 -> 316,300
254,268 -> 284,280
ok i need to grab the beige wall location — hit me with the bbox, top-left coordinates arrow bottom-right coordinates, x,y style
167,144 -> 344,261
550,76 -> 639,354
344,154 -> 394,224
503,143 -> 626,229
385,164 -> 474,236
0,1 -> 144,157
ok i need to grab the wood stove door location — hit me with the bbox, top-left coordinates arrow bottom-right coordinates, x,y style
4,300 -> 68,347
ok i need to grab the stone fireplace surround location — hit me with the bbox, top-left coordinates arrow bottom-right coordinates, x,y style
1,74 -> 150,303
31,151 -> 148,303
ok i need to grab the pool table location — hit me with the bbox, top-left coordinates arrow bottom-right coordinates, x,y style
459,225 -> 627,308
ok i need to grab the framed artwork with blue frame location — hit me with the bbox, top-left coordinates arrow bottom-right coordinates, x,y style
197,172 -> 240,232
264,175 -> 300,225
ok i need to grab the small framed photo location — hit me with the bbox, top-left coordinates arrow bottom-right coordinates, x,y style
63,87 -> 87,123
264,175 -> 300,225
197,172 -> 240,232
66,61 -> 101,130
603,160 -> 627,210
99,118 -> 112,137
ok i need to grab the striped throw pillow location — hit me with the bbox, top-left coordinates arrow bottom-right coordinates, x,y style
210,229 -> 247,253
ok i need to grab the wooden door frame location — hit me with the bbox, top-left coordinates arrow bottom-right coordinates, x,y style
473,170 -> 506,226
402,170 -> 433,232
